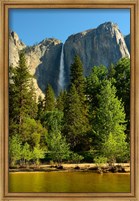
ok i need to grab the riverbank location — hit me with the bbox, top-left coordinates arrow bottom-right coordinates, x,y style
9,163 -> 130,173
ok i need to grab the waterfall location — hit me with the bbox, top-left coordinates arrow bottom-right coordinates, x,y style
58,44 -> 65,92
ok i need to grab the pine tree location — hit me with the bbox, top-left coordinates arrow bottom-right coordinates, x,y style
9,65 -> 18,136
70,55 -> 85,99
86,65 -> 108,111
37,95 -> 44,120
44,84 -> 55,111
9,51 -> 37,137
56,90 -> 67,112
63,56 -> 91,152
64,84 -> 90,151
42,110 -> 63,133
27,80 -> 38,119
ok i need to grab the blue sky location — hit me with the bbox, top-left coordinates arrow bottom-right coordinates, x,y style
9,9 -> 130,46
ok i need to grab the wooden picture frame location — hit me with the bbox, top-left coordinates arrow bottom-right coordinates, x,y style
0,0 -> 139,200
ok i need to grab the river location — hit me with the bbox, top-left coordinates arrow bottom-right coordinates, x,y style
9,171 -> 130,193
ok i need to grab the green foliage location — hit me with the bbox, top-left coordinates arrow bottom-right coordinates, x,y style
86,65 -> 108,111
21,143 -> 33,165
37,95 -> 44,120
102,132 -> 128,164
56,90 -> 67,112
114,58 -> 130,101
27,80 -> 38,119
42,110 -> 63,133
107,63 -> 116,81
9,52 -> 38,137
92,80 -> 126,150
94,156 -> 107,167
48,131 -> 70,164
21,117 -> 47,149
64,84 -> 90,151
63,56 -> 91,152
9,135 -> 22,166
44,84 -> 55,111
71,153 -> 84,164
9,54 -> 130,166
113,58 -> 130,141
70,55 -> 85,98
33,145 -> 46,166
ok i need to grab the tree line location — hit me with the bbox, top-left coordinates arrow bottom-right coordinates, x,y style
9,51 -> 130,167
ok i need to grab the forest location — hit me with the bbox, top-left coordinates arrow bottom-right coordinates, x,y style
9,51 -> 130,168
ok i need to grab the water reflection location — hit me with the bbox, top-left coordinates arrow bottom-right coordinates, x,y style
9,171 -> 130,193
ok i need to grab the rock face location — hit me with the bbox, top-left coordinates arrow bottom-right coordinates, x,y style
9,22 -> 130,97
24,39 -> 62,96
9,32 -> 62,97
64,22 -> 130,86
9,31 -> 26,67
125,34 -> 130,53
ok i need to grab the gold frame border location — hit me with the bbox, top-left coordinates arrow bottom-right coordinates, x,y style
0,1 -> 138,200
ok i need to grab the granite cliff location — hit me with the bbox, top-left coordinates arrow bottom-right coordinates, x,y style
9,32 -> 62,97
64,22 -> 130,86
124,34 -> 130,53
9,31 -> 26,67
24,38 -> 62,96
9,22 -> 130,97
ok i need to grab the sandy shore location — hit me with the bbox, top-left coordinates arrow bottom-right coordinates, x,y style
9,163 -> 130,173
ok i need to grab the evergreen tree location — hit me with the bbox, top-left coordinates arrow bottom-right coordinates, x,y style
108,63 -> 115,77
33,144 -> 46,166
9,65 -> 18,136
92,80 -> 127,153
9,51 -> 37,137
86,65 -> 108,111
42,110 -> 63,133
37,95 -> 44,120
9,135 -> 22,166
21,142 -> 33,166
70,55 -> 85,99
113,58 -> 130,141
27,80 -> 38,119
21,117 -> 47,149
102,132 -> 128,164
56,90 -> 67,112
44,84 -> 55,111
48,131 -> 70,165
63,56 -> 91,152
13,52 -> 31,125
64,84 -> 90,151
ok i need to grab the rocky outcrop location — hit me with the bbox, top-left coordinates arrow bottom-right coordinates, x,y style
9,31 -> 26,67
9,32 -> 62,97
125,34 -> 130,53
24,39 -> 62,96
64,22 -> 130,86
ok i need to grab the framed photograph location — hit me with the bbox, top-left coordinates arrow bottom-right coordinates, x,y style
0,0 -> 139,200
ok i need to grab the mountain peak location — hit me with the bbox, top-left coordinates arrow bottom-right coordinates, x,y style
39,38 -> 62,46
96,22 -> 120,34
97,21 -> 118,28
64,21 -> 129,78
10,31 -> 26,48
